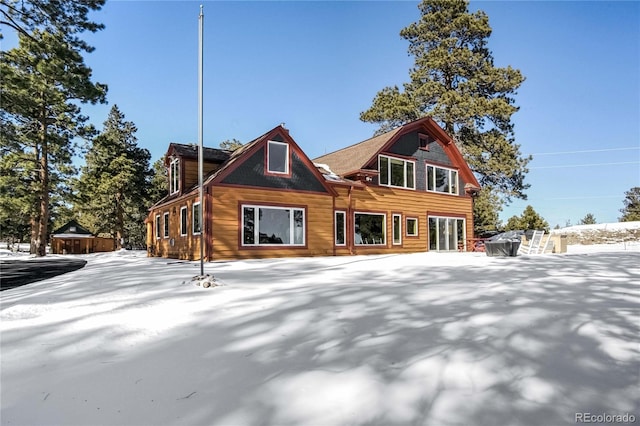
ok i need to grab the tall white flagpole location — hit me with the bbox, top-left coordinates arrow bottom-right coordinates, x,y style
198,4 -> 204,275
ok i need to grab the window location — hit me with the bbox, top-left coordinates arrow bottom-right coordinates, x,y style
155,215 -> 161,239
242,205 -> 305,246
193,202 -> 201,235
429,216 -> 465,251
335,211 -> 346,246
406,218 -> 418,236
393,214 -> 402,245
379,155 -> 415,189
419,133 -> 430,150
354,212 -> 386,245
426,164 -> 458,195
169,158 -> 180,194
267,141 -> 289,174
163,212 -> 169,238
69,226 -> 77,232
180,206 -> 187,236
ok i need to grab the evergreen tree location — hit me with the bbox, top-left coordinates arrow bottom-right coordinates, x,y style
503,205 -> 549,232
503,215 -> 522,231
0,0 -> 105,52
76,105 -> 151,249
619,187 -> 640,222
360,0 -> 530,227
1,30 -> 106,255
219,138 -> 243,151
519,205 -> 549,232
148,157 -> 168,206
579,213 -> 597,225
473,190 -> 502,233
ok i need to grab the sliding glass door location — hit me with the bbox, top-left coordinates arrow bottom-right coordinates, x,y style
428,216 -> 465,251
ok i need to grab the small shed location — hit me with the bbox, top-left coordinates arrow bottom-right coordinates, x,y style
50,220 -> 116,254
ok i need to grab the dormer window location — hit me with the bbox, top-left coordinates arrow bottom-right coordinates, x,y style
378,155 -> 415,190
267,141 -> 289,175
169,158 -> 180,194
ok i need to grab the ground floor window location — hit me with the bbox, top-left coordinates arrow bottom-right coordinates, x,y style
392,214 -> 402,245
406,217 -> 418,236
163,212 -> 169,238
193,202 -> 201,235
180,206 -> 187,236
354,212 -> 386,245
242,205 -> 305,246
335,211 -> 346,246
428,216 -> 465,251
155,215 -> 161,239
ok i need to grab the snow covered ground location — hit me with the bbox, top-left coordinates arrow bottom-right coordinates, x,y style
1,245 -> 639,426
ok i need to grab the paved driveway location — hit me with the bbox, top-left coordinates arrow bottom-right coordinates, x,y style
0,258 -> 87,291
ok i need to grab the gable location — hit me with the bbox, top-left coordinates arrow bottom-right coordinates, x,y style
216,130 -> 330,194
52,220 -> 93,236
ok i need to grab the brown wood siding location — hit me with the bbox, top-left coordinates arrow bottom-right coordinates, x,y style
348,185 -> 474,254
147,195 -> 203,260
211,186 -> 334,260
182,159 -> 222,193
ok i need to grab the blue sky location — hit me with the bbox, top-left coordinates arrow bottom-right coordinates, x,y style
2,1 -> 639,227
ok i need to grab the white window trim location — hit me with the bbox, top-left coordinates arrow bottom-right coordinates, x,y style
267,140 -> 289,174
378,155 -> 416,190
192,202 -> 201,235
169,158 -> 180,195
335,210 -> 346,246
180,206 -> 188,236
163,212 -> 169,239
406,217 -> 419,237
241,204 -> 305,247
392,214 -> 402,245
426,163 -> 459,195
354,211 -> 386,246
155,214 -> 161,239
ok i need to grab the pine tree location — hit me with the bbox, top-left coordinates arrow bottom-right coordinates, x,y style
148,157 -> 168,206
360,0 -> 530,229
0,0 -> 105,52
519,205 -> 549,232
219,138 -> 243,151
76,105 -> 151,249
619,187 -> 640,222
579,213 -> 597,225
0,30 -> 106,255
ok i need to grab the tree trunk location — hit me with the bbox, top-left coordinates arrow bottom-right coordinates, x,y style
34,115 -> 49,257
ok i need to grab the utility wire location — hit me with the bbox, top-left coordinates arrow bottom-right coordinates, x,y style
530,147 -> 639,156
530,161 -> 640,170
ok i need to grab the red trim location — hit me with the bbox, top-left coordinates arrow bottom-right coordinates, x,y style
427,211 -> 467,219
405,217 -> 419,238
424,159 -> 459,170
391,212 -> 403,247
238,201 -> 309,249
361,117 -> 480,189
213,126 -> 338,197
379,152 -> 418,161
353,209 -> 388,248
216,182 -> 333,196
264,140 -> 293,178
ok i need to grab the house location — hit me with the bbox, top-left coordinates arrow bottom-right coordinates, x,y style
50,220 -> 116,254
146,117 -> 480,261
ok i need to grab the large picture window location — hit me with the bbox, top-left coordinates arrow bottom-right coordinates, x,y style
335,211 -> 346,246
193,202 -> 201,235
169,158 -> 180,194
354,212 -> 386,245
379,155 -> 415,189
242,205 -> 305,246
180,206 -> 187,236
426,164 -> 458,195
267,141 -> 289,174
